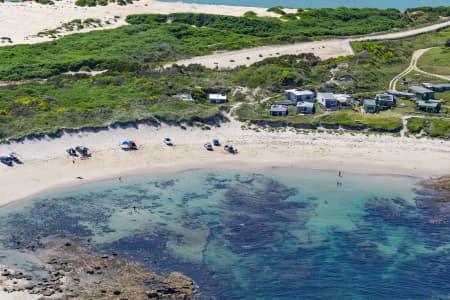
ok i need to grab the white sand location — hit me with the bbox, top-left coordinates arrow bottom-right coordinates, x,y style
0,0 -> 275,46
0,120 -> 449,209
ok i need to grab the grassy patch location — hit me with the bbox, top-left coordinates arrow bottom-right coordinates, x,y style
407,117 -> 450,138
417,47 -> 450,76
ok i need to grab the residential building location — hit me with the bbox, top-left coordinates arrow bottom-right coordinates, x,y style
269,105 -> 288,116
422,83 -> 450,92
416,100 -> 442,113
317,93 -> 339,110
386,90 -> 415,99
285,89 -> 315,103
297,102 -> 315,114
174,94 -> 193,102
208,93 -> 228,104
375,93 -> 396,110
363,99 -> 377,113
335,94 -> 353,107
408,86 -> 435,100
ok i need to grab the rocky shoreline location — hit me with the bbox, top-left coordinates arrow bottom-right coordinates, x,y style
1,236 -> 197,299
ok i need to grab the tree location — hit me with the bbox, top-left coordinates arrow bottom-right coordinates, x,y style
445,38 -> 450,48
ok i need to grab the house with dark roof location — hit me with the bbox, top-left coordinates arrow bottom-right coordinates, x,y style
363,99 -> 377,113
408,86 -> 435,100
416,100 -> 442,113
375,93 -> 396,110
422,83 -> 450,92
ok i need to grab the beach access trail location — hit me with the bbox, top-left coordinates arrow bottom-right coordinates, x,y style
0,120 -> 449,209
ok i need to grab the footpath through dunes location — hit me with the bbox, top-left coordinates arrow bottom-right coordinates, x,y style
173,20 -> 450,69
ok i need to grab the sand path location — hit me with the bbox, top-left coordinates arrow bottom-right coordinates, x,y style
175,20 -> 450,68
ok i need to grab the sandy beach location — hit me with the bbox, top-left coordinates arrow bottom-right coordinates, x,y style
0,119 -> 449,210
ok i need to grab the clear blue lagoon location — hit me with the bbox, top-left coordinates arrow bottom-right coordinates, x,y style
1,168 -> 450,299
160,0 -> 450,11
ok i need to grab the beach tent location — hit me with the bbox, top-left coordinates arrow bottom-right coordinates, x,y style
120,140 -> 137,150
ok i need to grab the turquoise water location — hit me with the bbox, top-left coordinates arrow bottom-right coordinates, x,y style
160,0 -> 450,11
1,168 -> 450,299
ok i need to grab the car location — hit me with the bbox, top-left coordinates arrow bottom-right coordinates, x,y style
204,143 -> 213,151
224,144 -> 235,153
66,148 -> 78,157
9,153 -> 23,164
164,138 -> 173,146
0,156 -> 13,167
213,138 -> 220,146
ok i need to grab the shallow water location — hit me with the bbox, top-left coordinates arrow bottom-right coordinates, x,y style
1,168 -> 450,299
160,0 -> 450,11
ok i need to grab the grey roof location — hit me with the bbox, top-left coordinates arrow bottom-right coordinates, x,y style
417,101 -> 439,108
285,89 -> 314,96
274,100 -> 294,105
363,99 -> 376,106
270,105 -> 288,112
297,102 -> 314,108
409,86 -> 434,94
376,93 -> 394,101
317,93 -> 336,100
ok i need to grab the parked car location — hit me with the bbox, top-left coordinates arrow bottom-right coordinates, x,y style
164,138 -> 173,146
213,138 -> 220,146
224,144 -> 235,154
204,142 -> 213,151
75,146 -> 90,157
66,148 -> 78,157
8,153 -> 23,164
0,156 -> 13,167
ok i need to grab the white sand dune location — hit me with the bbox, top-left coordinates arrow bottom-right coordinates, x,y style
0,0 -> 275,46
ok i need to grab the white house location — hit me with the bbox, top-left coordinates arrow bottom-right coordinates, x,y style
208,93 -> 228,104
297,102 -> 315,114
334,94 -> 352,106
285,89 -> 315,103
316,93 -> 339,110
174,94 -> 193,102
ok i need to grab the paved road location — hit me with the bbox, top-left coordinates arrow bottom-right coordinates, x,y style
173,20 -> 450,69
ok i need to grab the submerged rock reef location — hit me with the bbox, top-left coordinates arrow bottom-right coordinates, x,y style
1,235 -> 197,299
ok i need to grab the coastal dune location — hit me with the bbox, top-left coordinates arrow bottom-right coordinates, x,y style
0,121 -> 449,209
0,0 -> 276,46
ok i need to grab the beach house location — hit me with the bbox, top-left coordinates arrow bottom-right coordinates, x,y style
375,93 -> 396,110
317,93 -> 339,110
422,83 -> 450,92
208,93 -> 228,104
174,94 -> 194,102
269,105 -> 288,116
408,86 -> 435,100
334,94 -> 353,107
363,99 -> 377,113
285,89 -> 315,103
296,102 -> 315,114
416,100 -> 442,113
